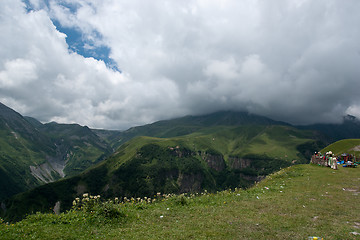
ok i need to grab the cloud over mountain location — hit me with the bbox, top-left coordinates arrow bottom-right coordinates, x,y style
1,0 -> 360,129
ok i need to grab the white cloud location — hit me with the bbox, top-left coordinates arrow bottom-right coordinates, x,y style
240,55 -> 265,77
204,57 -> 240,80
1,0 -> 360,129
0,59 -> 37,87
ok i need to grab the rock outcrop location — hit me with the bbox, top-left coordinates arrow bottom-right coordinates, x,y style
228,157 -> 252,169
201,152 -> 226,171
177,172 -> 203,193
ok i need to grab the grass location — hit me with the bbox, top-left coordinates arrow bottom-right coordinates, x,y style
321,139 -> 360,157
109,125 -> 314,168
1,164 -> 359,239
63,144 -> 108,176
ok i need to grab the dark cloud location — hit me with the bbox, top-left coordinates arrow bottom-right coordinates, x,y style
1,0 -> 360,129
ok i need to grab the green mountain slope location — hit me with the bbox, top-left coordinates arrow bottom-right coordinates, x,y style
0,104 -> 302,203
1,124 -> 320,222
37,122 -> 114,176
119,111 -> 360,148
111,111 -> 289,147
299,115 -> 360,142
0,103 -> 57,199
3,102 -> 360,223
0,102 -> 115,200
320,138 -> 360,157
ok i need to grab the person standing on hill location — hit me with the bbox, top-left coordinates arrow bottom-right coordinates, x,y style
330,155 -> 333,168
332,156 -> 338,170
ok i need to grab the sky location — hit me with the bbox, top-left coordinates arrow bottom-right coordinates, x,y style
1,0 -> 360,130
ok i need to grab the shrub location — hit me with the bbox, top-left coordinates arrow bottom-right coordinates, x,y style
71,193 -> 126,224
173,195 -> 189,206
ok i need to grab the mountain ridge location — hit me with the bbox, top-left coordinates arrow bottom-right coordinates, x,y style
299,114 -> 360,141
0,102 -> 116,200
111,111 -> 291,148
1,102 -> 360,221
1,123 -> 319,221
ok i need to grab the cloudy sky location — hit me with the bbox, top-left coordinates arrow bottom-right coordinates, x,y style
1,0 -> 360,129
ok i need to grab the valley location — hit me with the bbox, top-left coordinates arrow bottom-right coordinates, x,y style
0,102 -> 117,200
1,102 -> 360,223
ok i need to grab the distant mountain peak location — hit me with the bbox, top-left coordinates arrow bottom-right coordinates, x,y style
0,102 -> 23,119
343,114 -> 359,123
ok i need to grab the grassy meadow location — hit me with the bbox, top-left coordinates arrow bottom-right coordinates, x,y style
321,139 -> 360,157
1,164 -> 359,239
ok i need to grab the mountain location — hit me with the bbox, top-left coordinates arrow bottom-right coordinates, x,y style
111,111 -> 290,147
1,122 -> 322,221
2,102 -> 360,222
0,102 -> 116,200
299,115 -> 360,142
35,122 -> 114,176
0,102 -> 57,199
110,111 -> 360,148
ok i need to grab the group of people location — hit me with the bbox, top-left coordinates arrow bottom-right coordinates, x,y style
311,151 -> 338,169
324,151 -> 338,169
311,151 -> 359,168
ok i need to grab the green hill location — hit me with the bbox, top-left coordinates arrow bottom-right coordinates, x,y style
1,164 -> 359,239
0,103 -> 57,200
36,122 -> 114,176
1,124 -> 321,222
320,139 -> 360,157
110,111 -> 289,147
0,102 -> 116,200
